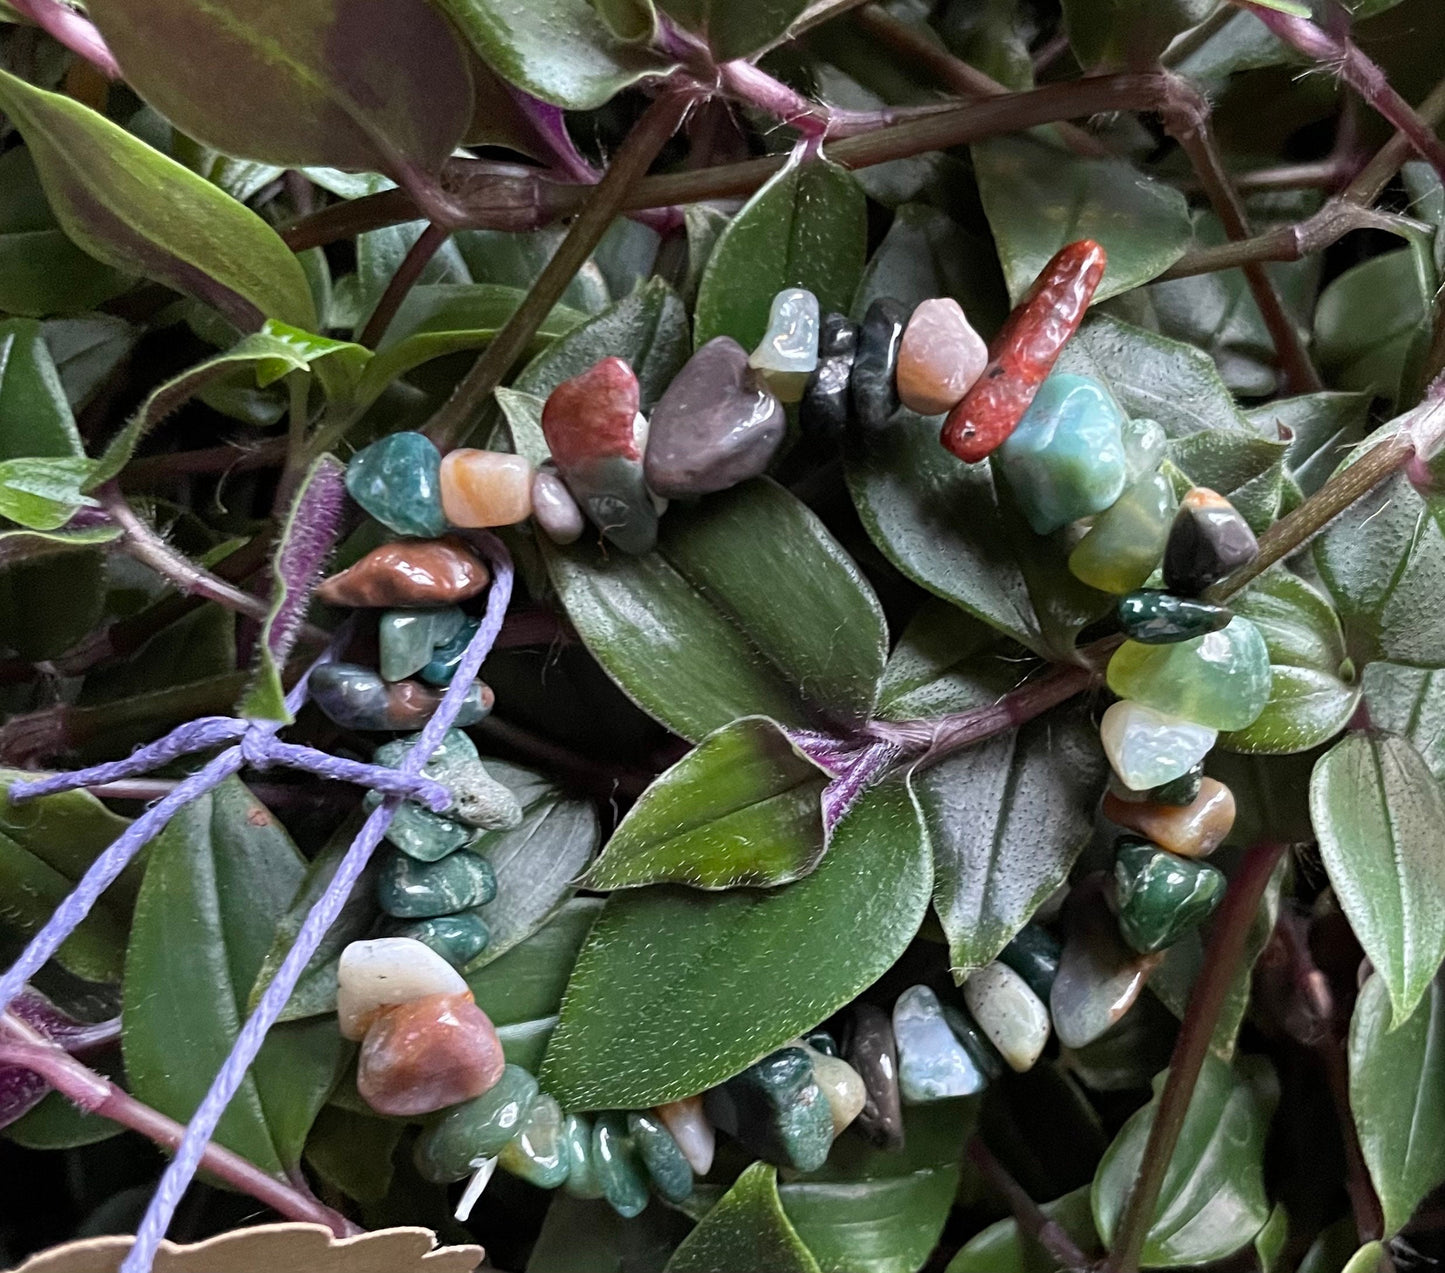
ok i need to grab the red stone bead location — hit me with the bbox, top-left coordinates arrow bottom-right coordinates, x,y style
356,991 -> 505,1117
940,240 -> 1107,463
541,357 -> 642,470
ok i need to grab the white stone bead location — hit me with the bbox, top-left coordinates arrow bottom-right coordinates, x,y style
1099,700 -> 1218,792
748,288 -> 820,403
335,937 -> 468,1041
808,1049 -> 867,1134
962,962 -> 1051,1073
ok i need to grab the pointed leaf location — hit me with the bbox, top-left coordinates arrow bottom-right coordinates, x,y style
1360,662 -> 1445,784
1349,974 -> 1445,1236
0,69 -> 315,331
666,1163 -> 820,1273
1312,732 -> 1445,1025
657,0 -> 811,59
947,1187 -> 1101,1273
1247,391 -> 1370,498
540,779 -> 931,1109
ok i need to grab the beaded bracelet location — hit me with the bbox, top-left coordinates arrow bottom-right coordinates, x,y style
319,236 -> 1269,1216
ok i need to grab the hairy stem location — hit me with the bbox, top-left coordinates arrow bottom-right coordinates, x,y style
358,221 -> 449,349
424,90 -> 693,450
1101,840 -> 1289,1273
967,1137 -> 1092,1271
0,1022 -> 356,1236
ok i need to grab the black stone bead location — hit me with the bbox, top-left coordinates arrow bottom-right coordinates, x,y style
802,1026 -> 839,1057
998,924 -> 1062,1003
843,1002 -> 903,1151
1162,487 -> 1259,595
849,298 -> 909,433
1117,590 -> 1233,644
800,312 -> 858,446
1149,764 -> 1204,806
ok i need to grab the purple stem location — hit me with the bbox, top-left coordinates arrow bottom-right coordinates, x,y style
505,86 -> 600,184
7,0 -> 120,78
119,534 -> 513,1273
821,741 -> 902,836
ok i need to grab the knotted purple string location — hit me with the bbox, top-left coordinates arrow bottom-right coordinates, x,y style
119,532 -> 512,1273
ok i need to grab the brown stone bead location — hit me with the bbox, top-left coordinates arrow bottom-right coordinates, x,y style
357,990 -> 505,1118
315,536 -> 489,608
1101,777 -> 1236,859
896,298 -> 987,416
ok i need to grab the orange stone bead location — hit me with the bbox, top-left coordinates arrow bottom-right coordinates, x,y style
1101,777 -> 1236,859
356,991 -> 505,1117
439,449 -> 535,527
896,298 -> 987,416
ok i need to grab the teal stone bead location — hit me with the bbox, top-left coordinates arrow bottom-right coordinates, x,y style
1106,615 -> 1272,731
995,373 -> 1128,535
383,911 -> 489,967
498,1093 -> 569,1189
703,1048 -> 834,1171
999,924 -> 1062,1003
563,1113 -> 604,1198
802,1027 -> 839,1058
421,617 -> 481,687
346,432 -> 447,538
1068,471 -> 1176,594
1117,591 -> 1232,645
1121,417 -> 1167,482
379,607 -> 464,682
940,1003 -> 1006,1083
312,663 -> 493,732
1114,837 -> 1227,954
414,1065 -> 540,1183
594,1112 -> 650,1218
374,802 -> 473,863
891,985 -> 988,1102
377,847 -> 496,919
627,1110 -> 693,1203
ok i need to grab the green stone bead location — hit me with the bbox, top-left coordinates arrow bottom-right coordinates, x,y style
802,1027 -> 839,1058
375,803 -> 473,863
383,911 -> 489,967
627,1110 -> 693,1202
1068,471 -> 1176,594
1114,837 -> 1226,954
1106,615 -> 1272,731
1117,591 -> 1232,645
421,617 -> 481,687
414,1065 -> 539,1183
378,607 -> 464,683
498,1093 -> 569,1189
562,1113 -> 603,1198
999,924 -> 1062,1003
893,985 -> 988,1102
593,1111 -> 649,1218
995,373 -> 1128,535
1149,765 -> 1205,806
346,432 -> 447,538
377,847 -> 496,919
703,1047 -> 834,1171
940,1003 -> 1006,1083
1121,417 -> 1166,482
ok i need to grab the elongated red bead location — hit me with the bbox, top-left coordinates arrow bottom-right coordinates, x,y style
940,239 -> 1107,463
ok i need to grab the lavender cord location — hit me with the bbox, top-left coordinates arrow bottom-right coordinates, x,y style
120,533 -> 513,1273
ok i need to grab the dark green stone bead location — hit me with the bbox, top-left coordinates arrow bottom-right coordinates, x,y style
850,298 -> 908,432
998,924 -> 1062,1003
627,1110 -> 693,1203
704,1047 -> 834,1172
414,1065 -> 539,1183
1149,765 -> 1204,806
1114,837 -> 1226,954
346,432 -> 447,538
940,1003 -> 1006,1082
383,911 -> 489,967
593,1111 -> 649,1218
420,617 -> 481,687
562,1113 -> 603,1199
378,607 -> 465,682
311,662 -> 492,732
1117,591 -> 1232,645
377,847 -> 496,919
800,313 -> 857,445
802,1027 -> 839,1058
498,1093 -> 569,1189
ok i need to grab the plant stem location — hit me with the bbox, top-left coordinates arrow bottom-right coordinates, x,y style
423,89 -> 693,451
1344,72 -> 1445,206
0,1022 -> 357,1236
120,438 -> 289,487
1101,840 -> 1289,1273
967,1137 -> 1092,1271
358,221 -> 449,349
1316,1031 -> 1385,1244
1161,74 -> 1323,394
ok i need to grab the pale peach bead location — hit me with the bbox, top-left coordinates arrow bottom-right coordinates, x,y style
896,298 -> 988,416
439,449 -> 535,527
357,990 -> 504,1117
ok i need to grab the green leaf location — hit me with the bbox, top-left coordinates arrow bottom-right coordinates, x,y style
1062,0 -> 1215,68
1255,1204 -> 1289,1273
1299,1218 -> 1369,1273
875,600 -> 1016,720
1220,569 -> 1359,754
657,0 -> 809,60
432,0 -> 670,110
464,758 -> 600,969
1310,733 -> 1445,1026
0,457 -> 94,530
527,1194 -> 694,1273
540,779 -> 931,1109
1348,973 -> 1445,1236
920,702 -> 1107,978
1168,431 -> 1290,534
88,0 -> 472,175
585,717 -> 830,892
1360,662 -> 1445,783
0,317 -> 82,462
0,69 -> 316,332
1247,391 -> 1371,497
973,137 -> 1191,304
948,1187 -> 1101,1273
123,780 -> 347,1170
1341,1244 -> 1387,1273
0,770 -> 135,983
665,1163 -> 821,1273
5,1086 -> 122,1151
1092,1055 -> 1276,1267
694,157 -> 868,351
43,314 -> 140,412
593,0 -> 658,42
1315,249 -> 1430,404
847,408 -> 1111,660
1056,314 -> 1251,437
304,1106 -> 402,1206
467,897 -> 604,1071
